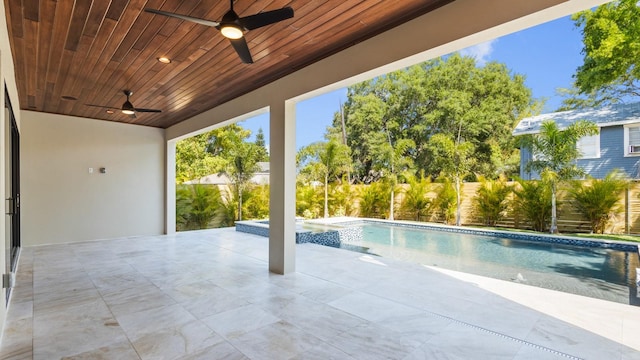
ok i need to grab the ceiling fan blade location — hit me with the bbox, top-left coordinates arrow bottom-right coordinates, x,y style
85,104 -> 120,110
229,37 -> 253,64
239,7 -> 294,30
144,8 -> 220,27
134,108 -> 162,113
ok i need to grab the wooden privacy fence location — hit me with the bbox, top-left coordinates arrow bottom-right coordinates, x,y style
366,181 -> 640,234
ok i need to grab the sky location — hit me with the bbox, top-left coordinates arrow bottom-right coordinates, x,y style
238,14 -> 585,150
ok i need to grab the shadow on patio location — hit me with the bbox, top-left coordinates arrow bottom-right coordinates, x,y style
1,228 -> 638,359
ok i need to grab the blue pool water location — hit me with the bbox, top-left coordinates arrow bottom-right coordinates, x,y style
334,222 -> 639,306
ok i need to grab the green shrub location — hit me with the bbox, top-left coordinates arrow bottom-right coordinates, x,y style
359,181 -> 390,218
432,176 -> 457,224
568,170 -> 628,234
176,184 -> 222,230
244,184 -> 270,220
217,186 -> 238,227
473,175 -> 512,226
296,184 -> 322,219
400,171 -> 432,221
512,179 -> 552,232
329,180 -> 357,217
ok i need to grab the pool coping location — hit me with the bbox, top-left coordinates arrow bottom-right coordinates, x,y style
304,217 -> 640,253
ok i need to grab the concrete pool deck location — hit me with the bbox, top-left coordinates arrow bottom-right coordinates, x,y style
1,227 -> 638,359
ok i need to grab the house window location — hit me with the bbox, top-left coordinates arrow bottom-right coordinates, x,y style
625,125 -> 640,156
576,132 -> 600,159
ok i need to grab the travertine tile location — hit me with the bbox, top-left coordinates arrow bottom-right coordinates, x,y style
229,321 -> 324,359
60,340 -> 140,360
130,320 -> 224,360
328,291 -> 423,322
2,228 -> 638,360
410,322 -> 523,360
290,344 -> 356,360
116,303 -> 196,339
201,304 -> 280,340
100,284 -> 177,317
174,340 -> 248,360
326,322 -> 421,360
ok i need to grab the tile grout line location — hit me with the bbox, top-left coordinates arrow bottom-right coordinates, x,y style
75,248 -> 144,360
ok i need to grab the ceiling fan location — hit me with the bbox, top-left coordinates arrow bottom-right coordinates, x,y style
145,0 -> 294,64
86,90 -> 162,118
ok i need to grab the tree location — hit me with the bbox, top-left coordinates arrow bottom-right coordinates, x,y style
221,142 -> 262,221
329,178 -> 357,216
512,178 -> 552,232
254,128 -> 269,161
400,171 -> 432,221
175,132 -> 224,184
368,131 -> 415,221
568,170 -> 628,234
432,175 -> 457,225
298,137 -> 352,218
359,181 -> 390,218
523,120 -> 598,233
206,123 -> 263,221
473,175 -> 512,226
332,53 -> 533,181
568,0 -> 640,106
427,133 -> 475,226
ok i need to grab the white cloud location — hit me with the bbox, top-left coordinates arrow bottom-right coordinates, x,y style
459,39 -> 497,66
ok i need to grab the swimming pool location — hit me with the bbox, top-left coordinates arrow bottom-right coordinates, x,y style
329,221 -> 639,306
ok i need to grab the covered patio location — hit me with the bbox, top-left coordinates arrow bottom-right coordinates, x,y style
0,0 -> 638,358
1,228 -> 638,359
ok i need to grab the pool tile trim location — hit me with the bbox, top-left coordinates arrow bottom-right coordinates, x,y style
237,218 -> 639,253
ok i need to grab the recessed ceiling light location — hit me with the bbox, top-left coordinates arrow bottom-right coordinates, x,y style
61,95 -> 77,101
157,57 -> 171,64
105,110 -> 114,114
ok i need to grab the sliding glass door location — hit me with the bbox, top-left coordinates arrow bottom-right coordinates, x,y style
5,86 -> 19,302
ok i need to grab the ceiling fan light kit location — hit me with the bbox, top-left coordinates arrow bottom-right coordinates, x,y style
220,24 -> 244,39
145,0 -> 294,64
85,90 -> 162,118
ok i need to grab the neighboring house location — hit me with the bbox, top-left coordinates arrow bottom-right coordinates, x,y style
513,102 -> 640,180
184,161 -> 270,185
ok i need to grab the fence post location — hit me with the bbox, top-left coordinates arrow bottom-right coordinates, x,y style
625,184 -> 630,234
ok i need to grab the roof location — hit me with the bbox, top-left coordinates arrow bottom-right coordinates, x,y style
512,102 -> 640,136
184,162 -> 270,185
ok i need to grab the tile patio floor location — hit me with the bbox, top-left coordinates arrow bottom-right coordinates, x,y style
0,227 -> 639,359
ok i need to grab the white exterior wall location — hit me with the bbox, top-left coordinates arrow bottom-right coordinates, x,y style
21,111 -> 165,246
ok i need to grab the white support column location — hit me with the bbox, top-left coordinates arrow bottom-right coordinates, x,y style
165,140 -> 176,234
269,100 -> 296,274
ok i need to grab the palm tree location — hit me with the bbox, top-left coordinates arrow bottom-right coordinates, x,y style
298,138 -> 351,218
427,133 -> 475,226
525,119 -> 598,233
221,142 -> 262,221
369,130 -> 415,221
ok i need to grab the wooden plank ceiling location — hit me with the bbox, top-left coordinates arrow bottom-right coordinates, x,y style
5,0 -> 451,129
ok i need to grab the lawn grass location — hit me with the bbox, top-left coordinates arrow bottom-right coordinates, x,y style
570,233 -> 640,243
